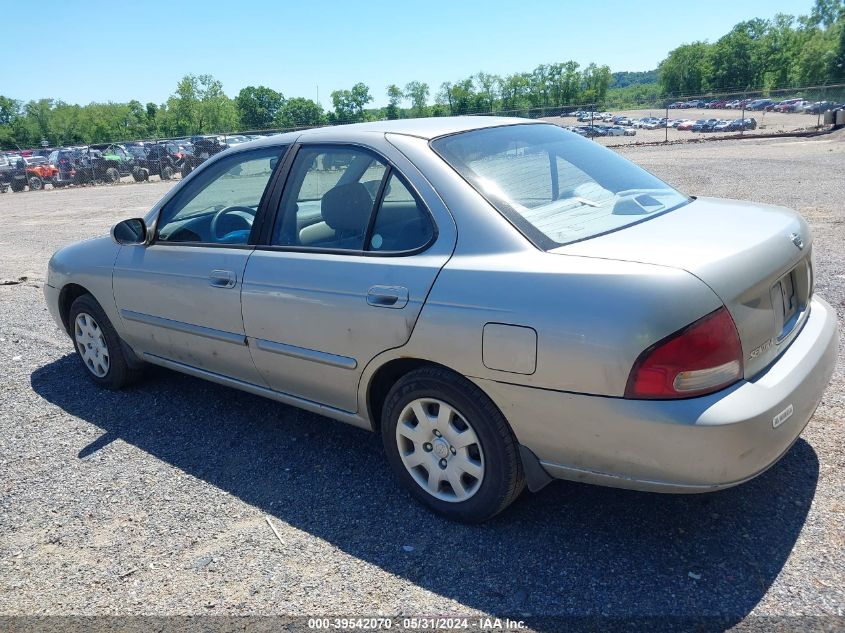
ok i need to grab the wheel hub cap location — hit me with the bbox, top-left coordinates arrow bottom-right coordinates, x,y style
73,312 -> 110,378
395,398 -> 485,503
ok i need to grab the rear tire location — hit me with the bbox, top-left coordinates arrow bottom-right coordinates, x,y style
68,294 -> 142,389
381,366 -> 525,522
180,163 -> 192,178
160,166 -> 173,180
131,166 -> 149,182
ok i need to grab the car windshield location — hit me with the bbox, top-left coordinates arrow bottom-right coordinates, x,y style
430,123 -> 689,248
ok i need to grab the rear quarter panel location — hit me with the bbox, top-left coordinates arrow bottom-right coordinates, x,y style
363,250 -> 723,398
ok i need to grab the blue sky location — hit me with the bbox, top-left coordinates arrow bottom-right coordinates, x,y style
4,0 -> 814,108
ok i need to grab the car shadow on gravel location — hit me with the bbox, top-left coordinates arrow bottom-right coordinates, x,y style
32,355 -> 819,628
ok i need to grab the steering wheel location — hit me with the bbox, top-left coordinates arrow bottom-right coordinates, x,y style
210,205 -> 255,241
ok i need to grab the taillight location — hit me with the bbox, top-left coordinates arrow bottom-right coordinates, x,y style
625,307 -> 743,399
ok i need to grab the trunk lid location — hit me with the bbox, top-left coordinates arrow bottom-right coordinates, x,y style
552,197 -> 813,378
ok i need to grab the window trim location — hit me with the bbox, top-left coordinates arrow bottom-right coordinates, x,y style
148,144 -> 289,248
259,142 -> 438,258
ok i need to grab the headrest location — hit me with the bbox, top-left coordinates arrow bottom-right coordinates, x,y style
321,182 -> 374,232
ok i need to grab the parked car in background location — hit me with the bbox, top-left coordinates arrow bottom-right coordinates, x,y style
1,155 -> 54,191
746,99 -> 773,111
181,136 -> 227,177
804,101 -> 836,114
76,144 -> 137,184
692,118 -> 719,132
727,117 -> 758,131
575,125 -> 608,137
47,148 -> 82,187
0,154 -> 18,192
132,142 -> 186,181
44,117 -> 838,522
224,135 -> 251,147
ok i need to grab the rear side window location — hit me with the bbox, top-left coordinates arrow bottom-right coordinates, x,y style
274,147 -> 387,251
272,146 -> 434,254
369,173 -> 434,252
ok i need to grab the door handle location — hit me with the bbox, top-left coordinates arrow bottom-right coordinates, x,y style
209,269 -> 237,288
367,285 -> 409,309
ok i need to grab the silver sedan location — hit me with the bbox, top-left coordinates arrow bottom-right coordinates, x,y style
45,117 -> 839,522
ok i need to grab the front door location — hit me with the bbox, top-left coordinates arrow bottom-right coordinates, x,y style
113,146 -> 285,383
241,144 -> 454,412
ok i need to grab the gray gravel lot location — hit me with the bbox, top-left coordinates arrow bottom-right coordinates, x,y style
0,133 -> 843,629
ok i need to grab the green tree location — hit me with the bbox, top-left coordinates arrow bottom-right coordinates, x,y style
165,74 -> 237,135
0,96 -> 20,126
659,42 -> 712,95
499,73 -> 532,114
404,81 -> 429,116
385,84 -> 403,119
276,97 -> 324,129
707,20 -> 768,91
330,82 -> 373,123
474,72 -> 500,113
236,86 -> 284,130
582,64 -> 612,107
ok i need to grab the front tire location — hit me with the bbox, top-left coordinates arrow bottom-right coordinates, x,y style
381,367 -> 525,522
69,294 -> 141,389
104,167 -> 120,184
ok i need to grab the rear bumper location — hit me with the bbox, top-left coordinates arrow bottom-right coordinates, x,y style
474,296 -> 839,493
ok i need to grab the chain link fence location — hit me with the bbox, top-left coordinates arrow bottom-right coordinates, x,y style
2,84 -> 843,193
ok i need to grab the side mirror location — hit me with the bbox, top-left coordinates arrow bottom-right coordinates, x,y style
111,218 -> 147,245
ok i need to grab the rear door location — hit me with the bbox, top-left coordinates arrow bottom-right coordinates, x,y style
241,142 -> 456,413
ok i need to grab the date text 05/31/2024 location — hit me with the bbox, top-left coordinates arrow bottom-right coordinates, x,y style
307,617 -> 527,630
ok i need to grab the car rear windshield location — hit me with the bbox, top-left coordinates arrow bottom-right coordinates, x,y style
430,124 -> 689,249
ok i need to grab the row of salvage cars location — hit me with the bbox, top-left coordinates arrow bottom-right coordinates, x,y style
0,134 -> 269,193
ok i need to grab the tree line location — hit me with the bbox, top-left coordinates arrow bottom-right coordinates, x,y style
1,0 -> 843,149
0,60 -> 614,149
659,0 -> 845,95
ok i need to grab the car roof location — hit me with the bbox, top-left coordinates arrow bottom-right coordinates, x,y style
237,116 -> 540,150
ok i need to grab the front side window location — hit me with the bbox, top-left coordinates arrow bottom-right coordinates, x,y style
156,146 -> 284,245
431,124 -> 689,248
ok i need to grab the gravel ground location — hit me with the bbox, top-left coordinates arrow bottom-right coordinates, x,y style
0,133 -> 843,630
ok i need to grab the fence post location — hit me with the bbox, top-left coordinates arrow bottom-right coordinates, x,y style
817,84 -> 825,128
741,96 -> 746,136
665,101 -> 669,143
